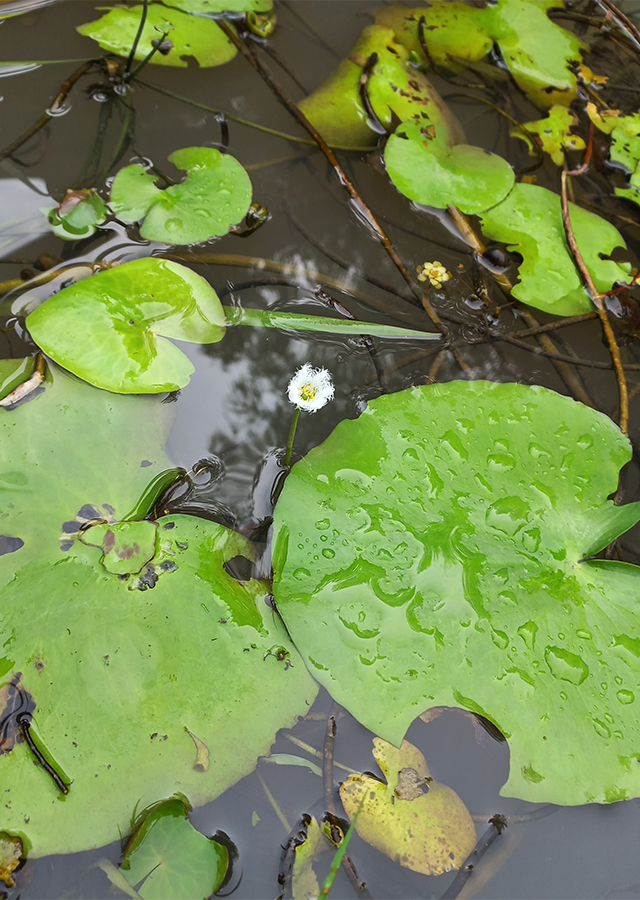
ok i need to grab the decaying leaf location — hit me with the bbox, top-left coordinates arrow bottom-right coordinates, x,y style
339,738 -> 476,875
80,521 -> 158,576
0,832 -> 23,888
185,728 -> 210,772
587,103 -> 640,207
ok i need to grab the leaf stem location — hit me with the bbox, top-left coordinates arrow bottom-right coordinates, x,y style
124,0 -> 149,79
283,407 -> 300,468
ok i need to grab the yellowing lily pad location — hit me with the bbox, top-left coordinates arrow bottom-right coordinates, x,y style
511,106 -> 585,166
339,738 -> 475,875
587,103 -> 640,207
77,4 -> 236,68
110,147 -> 252,244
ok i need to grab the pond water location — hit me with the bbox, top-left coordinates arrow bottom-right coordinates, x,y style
3,0 -> 640,897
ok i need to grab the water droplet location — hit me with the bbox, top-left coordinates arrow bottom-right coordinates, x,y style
528,442 -> 550,460
402,447 -> 419,462
592,718 -> 611,739
322,548 -> 335,559
293,567 -> 310,581
491,629 -> 509,650
545,646 -> 589,684
577,629 -> 592,640
560,691 -> 568,701
517,620 -> 538,650
576,433 -> 594,450
487,452 -> 516,470
315,518 -> 330,530
617,690 -> 635,705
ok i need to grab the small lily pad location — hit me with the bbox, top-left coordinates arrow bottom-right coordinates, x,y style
120,798 -> 228,900
479,183 -> 630,316
110,147 -> 252,244
340,738 -> 475,875
298,25 -> 463,149
77,4 -> 236,68
385,120 -> 514,215
80,520 -> 158,576
47,189 -> 108,241
511,106 -> 585,166
25,258 -> 226,393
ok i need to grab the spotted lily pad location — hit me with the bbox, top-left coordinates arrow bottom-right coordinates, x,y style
298,25 -> 464,150
80,520 -> 158,576
479,183 -> 630,316
376,1 -> 585,109
340,738 -> 475,875
385,121 -> 514,215
586,103 -> 640,207
120,798 -> 228,899
0,370 -> 318,856
77,4 -> 236,68
511,106 -> 585,166
272,380 -> 640,806
110,148 -> 252,244
25,258 -> 226,393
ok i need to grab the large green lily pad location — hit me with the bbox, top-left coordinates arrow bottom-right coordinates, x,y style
298,25 -> 464,150
25,258 -> 226,393
272,380 -> 640,806
340,738 -> 475,875
376,1 -> 585,109
385,121 -> 514,215
110,148 -> 252,244
0,370 -> 317,856
479,183 -> 630,316
77,4 -> 236,68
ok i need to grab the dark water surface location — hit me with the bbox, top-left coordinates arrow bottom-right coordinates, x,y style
3,1 -> 640,897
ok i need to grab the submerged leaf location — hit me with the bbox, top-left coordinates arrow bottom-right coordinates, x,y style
479,183 -> 629,316
110,147 -> 252,244
376,0 -> 586,109
77,4 -> 236,68
120,798 -> 228,900
80,520 -> 158,575
0,371 -> 318,856
48,189 -> 108,240
340,738 -> 475,875
385,120 -> 514,214
298,25 -> 463,149
25,258 -> 226,393
511,106 -> 585,166
272,380 -> 640,805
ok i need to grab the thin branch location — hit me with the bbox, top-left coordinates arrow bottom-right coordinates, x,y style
216,19 -> 470,373
560,131 -> 629,433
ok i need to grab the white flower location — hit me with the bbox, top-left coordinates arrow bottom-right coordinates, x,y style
287,363 -> 334,413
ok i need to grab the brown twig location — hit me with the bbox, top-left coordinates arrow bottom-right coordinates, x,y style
0,60 -> 96,164
216,19 -> 470,373
560,130 -> 629,433
510,313 -> 597,338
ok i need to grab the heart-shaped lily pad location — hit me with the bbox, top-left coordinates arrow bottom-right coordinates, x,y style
110,147 -> 252,244
479,183 -> 630,316
47,189 -> 108,241
119,798 -> 228,899
272,380 -> 640,806
25,258 -> 226,393
385,121 -> 514,215
340,738 -> 475,875
77,4 -> 236,68
0,370 -> 318,856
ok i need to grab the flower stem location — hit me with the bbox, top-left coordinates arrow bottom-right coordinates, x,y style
284,408 -> 301,468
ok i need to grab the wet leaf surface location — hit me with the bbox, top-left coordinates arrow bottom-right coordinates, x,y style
110,147 -> 252,244
511,106 -> 585,167
479,183 -> 630,316
0,371 -> 318,856
80,520 -> 158,576
339,738 -> 475,875
273,381 -> 640,805
385,121 -> 514,215
77,4 -> 236,68
120,798 -> 228,900
25,258 -> 226,393
298,24 -> 463,149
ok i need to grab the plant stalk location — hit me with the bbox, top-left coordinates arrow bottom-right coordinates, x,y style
283,407 -> 300,468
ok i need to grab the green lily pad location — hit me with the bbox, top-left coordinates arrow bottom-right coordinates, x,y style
376,1 -> 585,109
0,370 -> 318,856
47,189 -> 108,241
298,25 -> 464,150
587,103 -> 640,207
25,258 -> 226,393
511,106 -> 585,167
80,520 -> 158,576
385,120 -> 514,215
120,798 -> 228,899
479,183 -> 630,316
162,0 -> 272,11
77,4 -> 236,68
339,738 -> 475,875
272,380 -> 640,806
110,148 -> 252,244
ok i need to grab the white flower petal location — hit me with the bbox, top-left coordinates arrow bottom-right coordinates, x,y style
287,363 -> 335,412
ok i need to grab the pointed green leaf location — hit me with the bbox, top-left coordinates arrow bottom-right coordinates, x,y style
25,258 -> 226,393
110,148 -> 252,244
77,4 -> 236,68
272,380 -> 640,805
